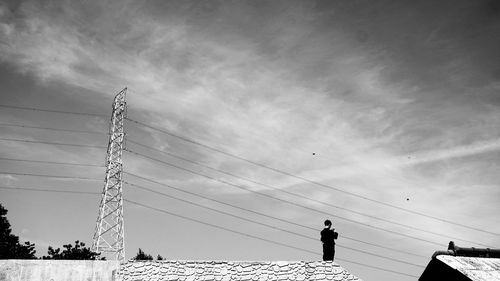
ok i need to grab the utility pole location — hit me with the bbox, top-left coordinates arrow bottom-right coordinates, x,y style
92,88 -> 127,262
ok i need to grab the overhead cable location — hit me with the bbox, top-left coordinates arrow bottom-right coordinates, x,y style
126,139 -> 482,245
0,123 -> 108,135
125,199 -> 420,278
0,157 -> 104,167
0,186 -> 100,194
124,149 -> 444,247
2,104 -> 495,236
0,137 -> 106,149
123,180 -> 424,268
125,117 -> 500,237
0,172 -> 101,181
0,104 -> 108,117
0,183 -> 421,277
123,171 -> 425,258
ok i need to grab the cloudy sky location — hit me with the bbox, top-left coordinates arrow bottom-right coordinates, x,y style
1,0 -> 499,280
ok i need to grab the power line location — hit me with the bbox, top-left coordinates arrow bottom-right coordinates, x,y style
0,137 -> 107,149
0,134 -> 456,246
125,199 -> 420,278
0,137 -> 106,149
0,181 -> 420,277
9,124 -> 428,249
124,149 -> 444,247
4,120 -> 418,237
0,186 -> 100,195
124,171 -> 427,258
1,104 -> 494,236
0,102 -> 422,277
0,104 -> 108,117
0,123 -> 108,135
125,198 -> 318,254
3,104 -> 493,236
0,157 -> 104,167
0,178 -> 425,272
0,172 -> 101,181
123,180 -> 424,268
125,117 -> 500,237
126,139 -> 481,246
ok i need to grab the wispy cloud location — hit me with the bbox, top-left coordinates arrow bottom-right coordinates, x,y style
1,1 -> 499,280
406,138 -> 500,165
0,174 -> 17,185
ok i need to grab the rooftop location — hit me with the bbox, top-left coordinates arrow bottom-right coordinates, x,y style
435,255 -> 500,281
420,241 -> 500,281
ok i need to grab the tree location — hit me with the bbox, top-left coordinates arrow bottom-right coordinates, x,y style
157,254 -> 164,260
42,240 -> 103,260
0,203 -> 36,259
133,248 -> 153,260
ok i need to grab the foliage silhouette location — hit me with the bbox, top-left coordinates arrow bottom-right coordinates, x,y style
133,248 -> 153,260
42,240 -> 103,260
0,203 -> 36,259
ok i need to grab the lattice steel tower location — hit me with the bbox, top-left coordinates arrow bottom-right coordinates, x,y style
93,88 -> 127,261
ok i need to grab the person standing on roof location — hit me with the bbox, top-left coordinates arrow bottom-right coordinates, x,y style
320,219 -> 338,261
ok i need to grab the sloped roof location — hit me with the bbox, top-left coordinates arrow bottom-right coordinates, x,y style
118,261 -> 361,281
436,255 -> 500,281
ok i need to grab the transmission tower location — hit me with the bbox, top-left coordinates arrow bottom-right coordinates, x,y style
93,88 -> 127,261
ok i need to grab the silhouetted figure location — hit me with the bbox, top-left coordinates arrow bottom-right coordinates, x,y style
320,219 -> 338,261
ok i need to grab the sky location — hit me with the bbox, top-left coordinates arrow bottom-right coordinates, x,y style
1,0 -> 500,280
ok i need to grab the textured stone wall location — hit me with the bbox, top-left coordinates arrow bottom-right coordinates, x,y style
0,260 -> 120,281
0,260 -> 361,281
118,261 -> 361,281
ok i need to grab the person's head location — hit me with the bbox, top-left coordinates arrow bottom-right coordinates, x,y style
324,219 -> 332,228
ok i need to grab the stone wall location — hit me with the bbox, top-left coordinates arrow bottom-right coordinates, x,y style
0,260 -> 361,281
118,261 -> 361,281
0,260 -> 120,281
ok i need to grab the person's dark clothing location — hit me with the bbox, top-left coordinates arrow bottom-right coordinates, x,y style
321,228 -> 337,261
322,244 -> 335,261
